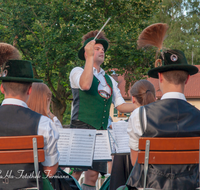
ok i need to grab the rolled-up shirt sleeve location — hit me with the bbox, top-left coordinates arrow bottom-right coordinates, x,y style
38,115 -> 60,167
110,76 -> 126,107
127,107 -> 147,151
69,67 -> 84,90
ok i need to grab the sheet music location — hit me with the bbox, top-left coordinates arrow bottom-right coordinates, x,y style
93,130 -> 112,161
112,121 -> 130,154
57,128 -> 96,167
108,128 -> 116,154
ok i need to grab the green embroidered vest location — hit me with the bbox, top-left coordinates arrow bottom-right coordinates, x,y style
71,74 -> 113,130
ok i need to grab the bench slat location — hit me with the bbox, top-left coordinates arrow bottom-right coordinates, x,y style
139,137 -> 200,151
0,149 -> 45,164
138,151 -> 199,164
0,135 -> 44,150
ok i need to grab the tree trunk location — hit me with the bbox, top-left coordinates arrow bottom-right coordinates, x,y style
51,97 -> 66,124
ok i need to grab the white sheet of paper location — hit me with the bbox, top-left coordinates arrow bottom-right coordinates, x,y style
93,130 -> 112,161
108,128 -> 116,154
112,121 -> 130,153
57,128 -> 96,167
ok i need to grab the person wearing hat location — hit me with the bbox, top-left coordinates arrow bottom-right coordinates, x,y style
125,49 -> 200,190
0,58 -> 59,189
70,30 -> 135,190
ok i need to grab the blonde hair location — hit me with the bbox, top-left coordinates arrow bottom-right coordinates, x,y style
130,79 -> 156,106
27,83 -> 52,117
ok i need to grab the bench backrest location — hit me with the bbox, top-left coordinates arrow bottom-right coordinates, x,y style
137,137 -> 200,189
138,137 -> 200,164
0,135 -> 45,190
0,135 -> 45,164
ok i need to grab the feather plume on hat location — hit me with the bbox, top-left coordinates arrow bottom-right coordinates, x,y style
0,43 -> 21,66
0,43 -> 21,77
137,23 -> 169,50
137,23 -> 169,67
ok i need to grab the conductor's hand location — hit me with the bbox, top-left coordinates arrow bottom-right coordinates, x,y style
84,40 -> 96,60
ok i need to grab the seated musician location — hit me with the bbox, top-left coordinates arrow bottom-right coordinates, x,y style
0,43 -> 59,189
126,49 -> 200,190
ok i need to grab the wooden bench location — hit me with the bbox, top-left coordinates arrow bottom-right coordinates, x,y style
0,135 -> 45,190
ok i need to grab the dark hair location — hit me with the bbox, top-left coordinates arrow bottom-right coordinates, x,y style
2,82 -> 32,96
81,30 -> 109,44
130,79 -> 156,106
162,70 -> 189,85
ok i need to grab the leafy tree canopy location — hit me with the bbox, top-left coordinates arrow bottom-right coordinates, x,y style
0,0 -> 161,123
151,0 -> 200,65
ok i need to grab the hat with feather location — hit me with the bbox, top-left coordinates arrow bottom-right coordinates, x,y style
137,23 -> 198,78
78,30 -> 109,61
0,43 -> 42,82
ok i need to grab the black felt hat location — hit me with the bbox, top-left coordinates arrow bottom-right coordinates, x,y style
0,60 -> 43,82
78,37 -> 108,60
148,50 -> 198,78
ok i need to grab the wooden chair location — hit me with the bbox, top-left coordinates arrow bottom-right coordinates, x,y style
0,135 -> 45,190
138,137 -> 200,190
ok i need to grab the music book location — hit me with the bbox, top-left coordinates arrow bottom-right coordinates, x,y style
57,128 -> 112,167
109,121 -> 130,155
93,130 -> 112,162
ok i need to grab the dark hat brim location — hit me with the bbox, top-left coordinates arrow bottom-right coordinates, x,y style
0,60 -> 43,82
148,64 -> 199,78
78,38 -> 108,61
0,76 -> 43,82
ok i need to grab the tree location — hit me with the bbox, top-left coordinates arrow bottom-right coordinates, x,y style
0,0 -> 161,123
151,0 -> 200,65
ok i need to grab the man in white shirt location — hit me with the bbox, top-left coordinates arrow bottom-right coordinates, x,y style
70,30 -> 135,190
0,59 -> 59,189
126,50 -> 200,190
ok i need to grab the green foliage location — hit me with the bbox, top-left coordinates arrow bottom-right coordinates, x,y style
0,90 -> 4,104
62,100 -> 72,125
0,0 -> 161,122
151,0 -> 200,65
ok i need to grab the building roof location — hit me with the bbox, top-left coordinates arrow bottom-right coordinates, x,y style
115,65 -> 200,99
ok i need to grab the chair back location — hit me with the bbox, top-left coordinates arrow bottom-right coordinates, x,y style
138,137 -> 200,165
0,135 -> 45,190
138,137 -> 200,190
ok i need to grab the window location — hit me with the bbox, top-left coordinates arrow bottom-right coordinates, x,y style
113,108 -> 118,117
118,112 -> 130,118
113,108 -> 130,118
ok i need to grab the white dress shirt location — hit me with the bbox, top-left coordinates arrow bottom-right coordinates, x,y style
1,98 -> 60,167
52,116 -> 63,130
70,67 -> 125,107
127,92 -> 187,151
